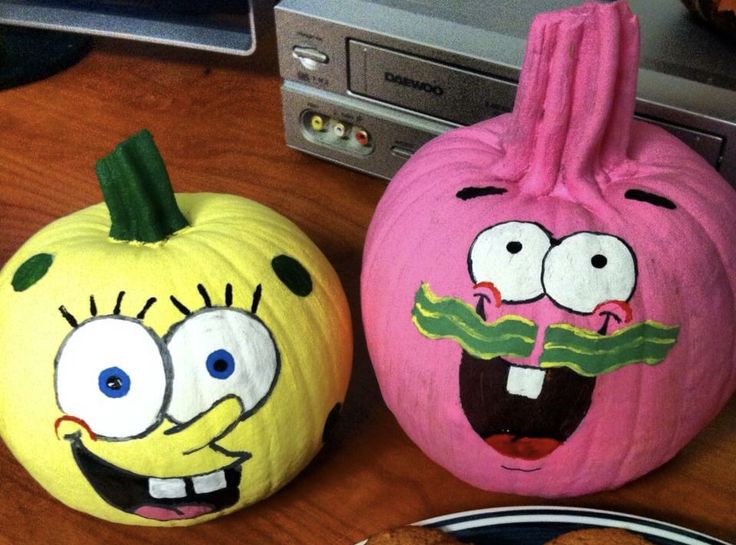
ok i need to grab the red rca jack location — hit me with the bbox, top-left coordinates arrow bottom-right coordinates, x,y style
354,128 -> 370,146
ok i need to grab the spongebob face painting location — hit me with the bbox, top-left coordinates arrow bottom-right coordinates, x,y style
53,285 -> 278,522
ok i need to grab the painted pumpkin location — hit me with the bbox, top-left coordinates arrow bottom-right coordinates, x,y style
0,130 -> 352,525
361,1 -> 736,496
682,0 -> 736,35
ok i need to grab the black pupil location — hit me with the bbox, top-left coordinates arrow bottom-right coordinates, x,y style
106,376 -> 123,390
591,254 -> 608,268
506,241 -> 523,254
213,359 -> 230,373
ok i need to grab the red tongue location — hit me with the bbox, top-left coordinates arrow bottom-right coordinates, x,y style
134,504 -> 214,521
486,434 -> 561,460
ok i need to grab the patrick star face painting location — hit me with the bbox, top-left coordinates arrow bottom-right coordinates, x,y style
414,219 -> 677,464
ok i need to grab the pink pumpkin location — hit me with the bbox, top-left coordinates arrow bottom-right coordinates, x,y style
361,0 -> 736,496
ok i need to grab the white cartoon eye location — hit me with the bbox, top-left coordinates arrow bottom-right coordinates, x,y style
55,317 -> 170,439
543,232 -> 637,314
165,308 -> 280,424
469,221 -> 552,303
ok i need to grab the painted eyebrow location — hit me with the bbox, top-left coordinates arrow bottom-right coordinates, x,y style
456,186 -> 508,200
624,189 -> 676,210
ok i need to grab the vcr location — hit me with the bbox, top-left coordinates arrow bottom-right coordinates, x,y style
276,0 -> 736,185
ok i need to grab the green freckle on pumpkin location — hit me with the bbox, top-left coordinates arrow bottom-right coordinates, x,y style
12,253 -> 54,292
272,254 -> 313,297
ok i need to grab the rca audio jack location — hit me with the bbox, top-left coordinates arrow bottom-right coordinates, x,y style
301,110 -> 373,156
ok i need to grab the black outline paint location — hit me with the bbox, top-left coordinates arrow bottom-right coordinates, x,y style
539,231 -> 638,316
163,305 -> 281,430
456,186 -> 508,200
137,297 -> 158,320
68,437 -> 248,519
467,221 -> 553,305
52,281 -> 284,518
58,305 -> 79,328
170,295 -> 192,316
197,284 -> 212,308
251,284 -> 262,315
53,314 -> 174,442
624,189 -> 676,210
225,283 -> 233,308
467,223 -> 639,316
501,465 -> 543,473
113,291 -> 126,315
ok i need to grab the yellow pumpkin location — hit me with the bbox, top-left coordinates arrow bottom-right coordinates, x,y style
0,130 -> 352,526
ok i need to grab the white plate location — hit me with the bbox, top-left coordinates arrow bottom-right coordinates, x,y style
357,506 -> 732,545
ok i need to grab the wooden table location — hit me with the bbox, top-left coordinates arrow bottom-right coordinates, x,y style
0,27 -> 734,545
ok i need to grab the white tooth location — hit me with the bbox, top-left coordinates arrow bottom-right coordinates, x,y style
192,470 -> 227,494
506,366 -> 546,400
148,477 -> 187,499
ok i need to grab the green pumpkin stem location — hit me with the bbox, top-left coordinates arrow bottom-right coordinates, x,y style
95,129 -> 189,243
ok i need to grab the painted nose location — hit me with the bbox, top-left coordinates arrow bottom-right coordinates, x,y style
165,395 -> 245,455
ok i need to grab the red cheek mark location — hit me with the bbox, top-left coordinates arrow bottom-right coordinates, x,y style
594,300 -> 633,324
54,415 -> 97,441
474,281 -> 503,308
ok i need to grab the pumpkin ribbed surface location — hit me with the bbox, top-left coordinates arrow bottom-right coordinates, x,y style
361,2 -> 736,496
0,191 -> 352,525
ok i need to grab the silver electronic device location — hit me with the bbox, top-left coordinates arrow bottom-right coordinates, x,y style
0,1 -> 258,55
275,0 -> 736,186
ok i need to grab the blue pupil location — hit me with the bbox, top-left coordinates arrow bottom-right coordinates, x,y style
98,367 -> 131,398
206,349 -> 235,379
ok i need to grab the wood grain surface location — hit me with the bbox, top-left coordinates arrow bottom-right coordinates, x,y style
0,25 -> 734,545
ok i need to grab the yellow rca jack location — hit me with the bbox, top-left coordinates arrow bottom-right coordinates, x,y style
333,122 -> 348,138
310,114 -> 325,132
354,128 -> 370,146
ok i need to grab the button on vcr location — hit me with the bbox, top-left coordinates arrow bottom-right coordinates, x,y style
292,46 -> 329,70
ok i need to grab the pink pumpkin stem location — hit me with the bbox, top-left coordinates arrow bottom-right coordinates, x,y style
497,1 -> 640,200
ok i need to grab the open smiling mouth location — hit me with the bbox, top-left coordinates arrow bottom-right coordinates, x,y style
412,283 -> 680,468
70,440 -> 244,521
459,354 -> 595,462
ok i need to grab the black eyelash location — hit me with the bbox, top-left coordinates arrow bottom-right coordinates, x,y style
59,305 -> 78,328
170,295 -> 192,316
113,291 -> 125,315
225,283 -> 233,307
60,291 -> 158,327
197,283 -> 212,308
251,284 -> 262,314
137,297 -> 158,320
169,283 -> 262,315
